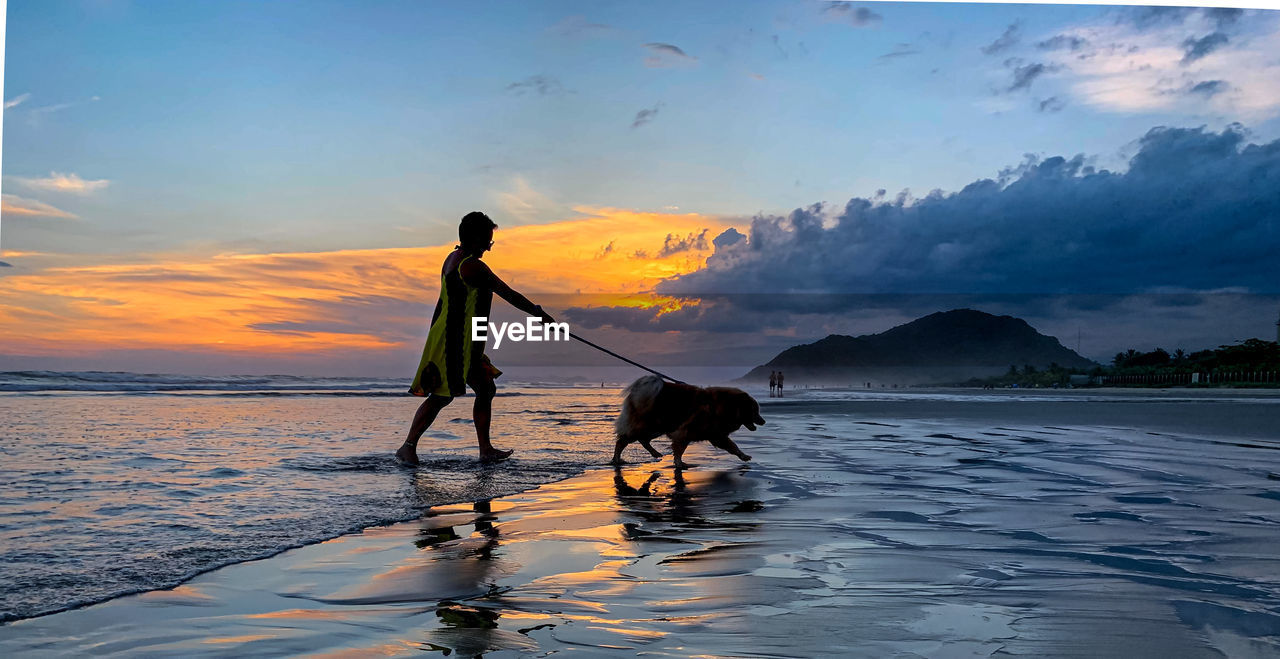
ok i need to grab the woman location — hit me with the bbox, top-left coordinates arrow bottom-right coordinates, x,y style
396,211 -> 554,465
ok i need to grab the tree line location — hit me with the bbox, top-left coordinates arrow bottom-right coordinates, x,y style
959,339 -> 1280,388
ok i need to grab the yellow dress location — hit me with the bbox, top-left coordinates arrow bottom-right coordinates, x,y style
409,253 -> 497,397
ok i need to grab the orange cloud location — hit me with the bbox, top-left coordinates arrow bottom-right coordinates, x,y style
0,209 -> 735,357
1,194 -> 77,218
13,172 -> 111,195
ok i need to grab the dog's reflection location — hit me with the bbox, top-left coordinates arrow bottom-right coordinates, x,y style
612,467 -> 759,537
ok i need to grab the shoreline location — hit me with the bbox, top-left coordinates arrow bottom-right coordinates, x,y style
3,400 -> 1279,656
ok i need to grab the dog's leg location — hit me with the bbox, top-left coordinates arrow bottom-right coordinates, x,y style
638,437 -> 663,459
710,435 -> 752,462
610,436 -> 633,465
671,439 -> 692,470
668,429 -> 699,470
613,428 -> 665,465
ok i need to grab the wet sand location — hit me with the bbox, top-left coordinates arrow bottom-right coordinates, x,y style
3,396 -> 1280,657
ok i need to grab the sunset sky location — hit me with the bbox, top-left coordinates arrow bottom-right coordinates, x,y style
3,1 -> 1279,376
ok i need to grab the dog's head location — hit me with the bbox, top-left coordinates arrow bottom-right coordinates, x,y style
715,387 -> 765,431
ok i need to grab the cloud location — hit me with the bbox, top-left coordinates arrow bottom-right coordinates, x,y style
714,227 -> 745,249
1037,35 -> 1088,52
878,43 -> 920,60
0,262 -> 12,268
1038,96 -> 1066,112
12,172 -> 111,195
494,176 -> 562,225
4,93 -> 30,110
656,229 -> 710,257
0,194 -> 77,219
657,124 -> 1280,302
30,102 -> 77,115
1206,7 -> 1245,29
1181,32 -> 1228,64
1188,80 -> 1229,97
982,22 -> 1022,55
1037,10 -> 1280,119
643,42 -> 697,68
0,208 -> 734,361
771,35 -> 788,59
1006,61 -> 1056,92
505,75 -> 572,97
1122,6 -> 1242,32
631,103 -> 662,129
550,15 -> 615,38
822,3 -> 882,27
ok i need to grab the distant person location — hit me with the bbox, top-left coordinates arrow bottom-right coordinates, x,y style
769,371 -> 777,397
397,211 -> 555,465
776,371 -> 784,397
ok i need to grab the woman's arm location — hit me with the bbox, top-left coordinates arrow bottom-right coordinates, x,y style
461,258 -> 554,322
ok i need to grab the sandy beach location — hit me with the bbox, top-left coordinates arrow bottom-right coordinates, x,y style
3,390 -> 1279,657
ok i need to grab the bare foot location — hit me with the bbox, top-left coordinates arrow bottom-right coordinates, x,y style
479,448 -> 513,463
738,453 -> 753,462
674,460 -> 697,470
395,443 -> 419,466
609,457 -> 626,466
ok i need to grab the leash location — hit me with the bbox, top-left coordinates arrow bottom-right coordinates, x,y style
569,332 -> 688,385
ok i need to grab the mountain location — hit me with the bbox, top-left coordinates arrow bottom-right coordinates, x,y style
741,309 -> 1096,385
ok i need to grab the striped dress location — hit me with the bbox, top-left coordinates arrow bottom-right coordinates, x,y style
409,253 -> 494,397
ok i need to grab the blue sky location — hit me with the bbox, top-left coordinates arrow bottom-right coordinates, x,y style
7,1 -> 1277,255
3,2 -> 1279,374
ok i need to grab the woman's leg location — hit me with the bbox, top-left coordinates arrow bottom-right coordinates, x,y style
397,394 -> 453,465
466,371 -> 510,461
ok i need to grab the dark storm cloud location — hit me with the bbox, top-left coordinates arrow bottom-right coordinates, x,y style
505,75 -> 572,96
1181,32 -> 1229,64
713,227 -> 745,248
657,125 -> 1280,303
822,3 -> 882,27
981,22 -> 1022,56
656,229 -> 710,257
560,292 -> 1278,361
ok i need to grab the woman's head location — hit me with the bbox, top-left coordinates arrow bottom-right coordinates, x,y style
458,211 -> 497,254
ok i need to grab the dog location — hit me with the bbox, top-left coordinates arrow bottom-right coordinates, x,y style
612,375 -> 765,469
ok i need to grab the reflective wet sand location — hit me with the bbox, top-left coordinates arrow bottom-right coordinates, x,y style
2,397 -> 1280,657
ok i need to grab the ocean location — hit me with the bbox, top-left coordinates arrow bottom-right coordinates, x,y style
0,372 -> 620,622
3,371 -> 1280,653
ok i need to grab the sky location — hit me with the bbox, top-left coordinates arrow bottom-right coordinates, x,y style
3,1 -> 1279,377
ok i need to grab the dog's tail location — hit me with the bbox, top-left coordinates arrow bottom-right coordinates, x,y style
616,375 -> 664,437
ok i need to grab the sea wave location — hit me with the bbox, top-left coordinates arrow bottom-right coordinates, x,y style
0,371 -> 607,395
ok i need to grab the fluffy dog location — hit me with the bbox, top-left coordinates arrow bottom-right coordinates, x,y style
612,375 -> 765,469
